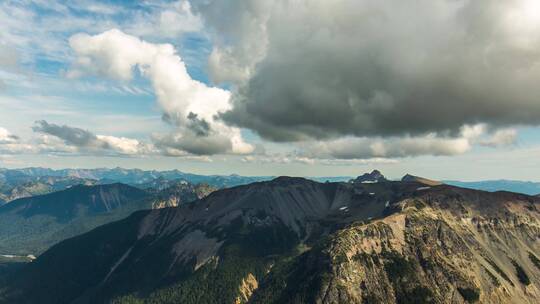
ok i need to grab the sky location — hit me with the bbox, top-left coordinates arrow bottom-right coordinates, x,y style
1,0 -> 540,181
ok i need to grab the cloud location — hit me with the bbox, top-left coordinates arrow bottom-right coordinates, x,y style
0,0 -> 201,75
240,154 -> 398,166
0,127 -> 35,154
126,1 -> 202,39
32,120 -> 153,156
300,124 -> 515,160
152,132 -> 232,156
68,29 -> 253,155
189,0 -> 540,143
0,45 -> 18,71
0,127 -> 19,144
191,1 -> 272,84
32,120 -> 105,148
480,128 -> 518,147
302,135 -> 472,160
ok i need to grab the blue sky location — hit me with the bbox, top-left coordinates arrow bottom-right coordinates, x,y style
1,0 -> 540,181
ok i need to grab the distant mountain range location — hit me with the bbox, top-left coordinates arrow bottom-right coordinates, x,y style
1,174 -> 539,303
1,167 -> 271,189
0,167 -> 265,206
0,168 -> 352,206
0,175 -> 98,205
3,167 -> 540,200
445,180 -> 540,195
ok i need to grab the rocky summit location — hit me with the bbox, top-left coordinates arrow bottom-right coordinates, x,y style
0,174 -> 539,304
352,170 -> 387,184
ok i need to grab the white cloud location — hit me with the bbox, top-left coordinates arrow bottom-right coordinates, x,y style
0,127 -> 18,144
299,124 -> 516,160
0,0 -> 201,76
126,1 -> 202,39
1,0 -> 531,166
480,128 -> 518,147
0,127 -> 36,154
68,29 -> 253,155
240,154 -> 398,166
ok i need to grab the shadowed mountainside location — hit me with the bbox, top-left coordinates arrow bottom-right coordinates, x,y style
0,180 -> 214,256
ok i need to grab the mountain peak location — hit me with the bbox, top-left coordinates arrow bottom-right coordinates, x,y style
401,174 -> 442,186
353,170 -> 387,183
269,176 -> 313,186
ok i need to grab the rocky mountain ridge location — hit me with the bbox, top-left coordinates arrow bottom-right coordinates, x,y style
1,174 -> 538,303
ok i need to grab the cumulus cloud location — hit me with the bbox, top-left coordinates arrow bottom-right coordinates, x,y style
189,0 -> 540,143
0,127 -> 35,154
68,29 -> 253,155
0,127 -> 19,144
191,1 -> 272,84
480,128 -> 518,147
60,1 -> 533,161
32,120 -> 153,156
32,120 -> 105,148
241,154 -> 398,166
152,132 -> 232,156
126,1 -> 202,39
300,124 -> 515,160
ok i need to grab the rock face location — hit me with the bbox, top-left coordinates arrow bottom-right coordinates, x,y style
149,181 -> 216,209
353,170 -> 387,183
252,189 -> 540,303
401,174 -> 443,186
1,177 -> 540,304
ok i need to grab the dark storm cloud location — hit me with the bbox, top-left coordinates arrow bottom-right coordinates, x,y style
187,112 -> 211,137
32,120 -> 108,148
32,120 -> 155,156
194,0 -> 540,142
152,131 -> 232,156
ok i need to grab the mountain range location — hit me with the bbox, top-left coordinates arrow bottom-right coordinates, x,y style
1,167 -> 271,189
0,175 -> 98,205
1,173 -> 539,303
0,181 -> 215,256
3,167 -> 540,198
445,180 -> 540,196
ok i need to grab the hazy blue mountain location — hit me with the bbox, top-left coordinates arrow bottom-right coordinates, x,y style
6,167 -> 540,196
1,167 -> 272,189
1,167 -> 358,192
2,176 -> 539,303
0,176 -> 98,205
445,180 -> 540,195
